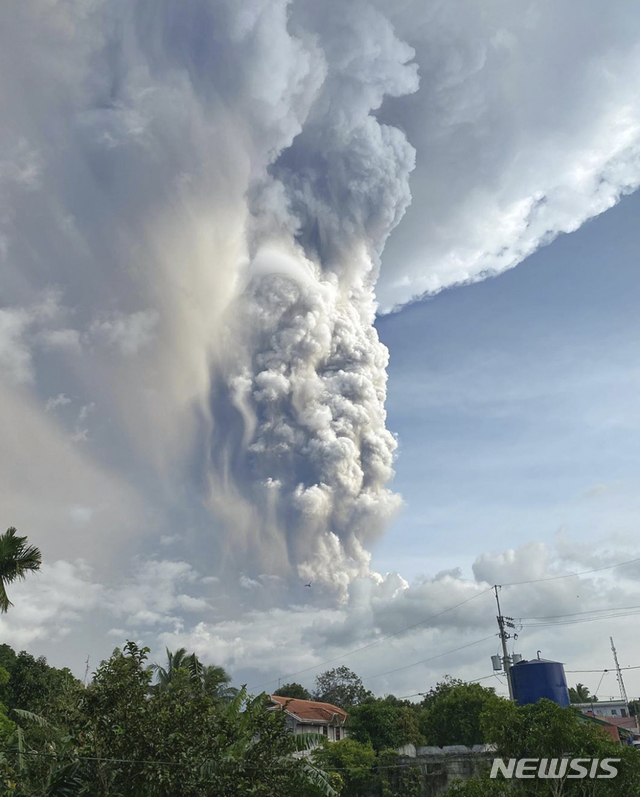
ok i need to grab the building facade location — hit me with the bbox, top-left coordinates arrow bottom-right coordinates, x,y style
268,695 -> 348,742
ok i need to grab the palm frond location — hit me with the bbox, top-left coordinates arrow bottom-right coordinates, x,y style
13,708 -> 57,731
296,760 -> 339,797
224,686 -> 247,721
0,580 -> 10,613
188,653 -> 204,686
0,527 -> 41,612
292,732 -> 326,752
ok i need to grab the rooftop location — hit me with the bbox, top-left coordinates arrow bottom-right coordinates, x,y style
269,695 -> 348,724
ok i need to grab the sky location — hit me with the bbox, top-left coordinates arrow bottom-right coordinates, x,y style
2,0 -> 640,703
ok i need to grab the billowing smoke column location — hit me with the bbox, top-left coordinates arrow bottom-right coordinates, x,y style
207,2 -> 418,594
0,0 -> 418,596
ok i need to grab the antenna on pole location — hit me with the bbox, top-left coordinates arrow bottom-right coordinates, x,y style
494,585 -> 515,701
610,636 -> 628,705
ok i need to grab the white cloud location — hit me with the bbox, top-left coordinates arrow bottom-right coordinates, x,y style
0,560 -> 103,648
376,0 -> 640,308
45,393 -> 71,412
0,306 -> 35,384
0,294 -> 78,384
90,310 -> 159,356
39,328 -> 82,352
70,505 -> 93,523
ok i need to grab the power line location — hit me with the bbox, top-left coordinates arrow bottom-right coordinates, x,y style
520,609 -> 640,629
566,665 -> 640,674
361,635 -> 496,682
248,587 -> 493,691
519,603 -> 640,621
500,554 -> 640,587
248,556 -> 640,692
0,747 -> 446,773
393,672 -> 501,700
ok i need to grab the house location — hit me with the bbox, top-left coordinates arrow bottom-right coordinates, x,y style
268,695 -> 348,742
575,700 -> 638,733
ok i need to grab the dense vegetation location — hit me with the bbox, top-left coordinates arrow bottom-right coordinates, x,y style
444,698 -> 640,796
0,642 -> 336,796
3,529 -> 639,795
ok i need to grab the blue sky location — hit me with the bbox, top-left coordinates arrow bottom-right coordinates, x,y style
374,188 -> 640,580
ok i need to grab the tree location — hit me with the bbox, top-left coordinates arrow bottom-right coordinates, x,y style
313,738 -> 376,797
203,663 -> 237,701
150,648 -> 237,702
419,681 -> 505,747
313,666 -> 372,708
6,649 -> 82,724
0,527 -> 41,612
6,640 -> 336,797
149,646 -> 193,690
420,675 -> 464,708
274,682 -> 311,700
348,699 -> 425,752
568,682 -> 598,703
473,698 -> 640,796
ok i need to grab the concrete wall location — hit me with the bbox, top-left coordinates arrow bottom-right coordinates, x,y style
395,743 -> 496,796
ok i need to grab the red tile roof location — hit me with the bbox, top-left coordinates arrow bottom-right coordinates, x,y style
585,712 -> 638,731
269,695 -> 348,724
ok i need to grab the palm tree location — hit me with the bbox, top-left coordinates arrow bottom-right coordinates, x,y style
150,648 -> 239,701
203,663 -> 238,701
149,647 -> 192,690
0,527 -> 42,613
569,682 -> 597,703
200,689 -> 337,796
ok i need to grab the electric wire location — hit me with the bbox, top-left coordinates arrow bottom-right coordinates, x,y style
361,634 -> 497,682
519,603 -> 640,621
500,554 -> 640,586
519,609 -> 640,629
248,586 -> 494,691
0,747 -> 443,772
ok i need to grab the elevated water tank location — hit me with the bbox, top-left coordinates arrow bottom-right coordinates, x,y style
510,657 -> 570,707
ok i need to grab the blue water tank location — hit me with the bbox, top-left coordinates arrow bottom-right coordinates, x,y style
510,657 -> 570,707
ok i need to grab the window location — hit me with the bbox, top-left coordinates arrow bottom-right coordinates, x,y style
622,709 -> 628,717
322,726 -> 328,736
335,727 -> 341,741
611,709 -> 618,716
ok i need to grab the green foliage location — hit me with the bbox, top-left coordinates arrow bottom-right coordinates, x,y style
313,738 -> 376,797
274,682 -> 312,700
314,740 -> 426,797
0,645 -> 17,677
568,682 -> 598,703
419,681 -> 505,747
150,647 -> 237,702
0,527 -> 42,613
420,675 -> 465,708
6,640 -> 336,797
443,778 -> 511,797
468,698 -> 640,796
348,700 -> 424,752
6,650 -> 83,726
314,667 -> 373,709
0,694 -> 14,741
375,749 -> 423,797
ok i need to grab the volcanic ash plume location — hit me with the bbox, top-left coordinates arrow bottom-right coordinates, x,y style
0,0 -> 418,597
207,2 -> 419,595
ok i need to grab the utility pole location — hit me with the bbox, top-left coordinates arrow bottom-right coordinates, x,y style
610,636 -> 629,705
494,585 -> 515,701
